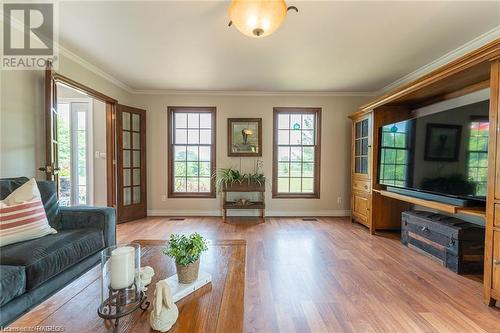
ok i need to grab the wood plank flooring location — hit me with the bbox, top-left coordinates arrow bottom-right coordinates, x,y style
117,216 -> 500,333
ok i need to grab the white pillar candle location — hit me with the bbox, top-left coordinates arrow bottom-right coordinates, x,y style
110,246 -> 135,289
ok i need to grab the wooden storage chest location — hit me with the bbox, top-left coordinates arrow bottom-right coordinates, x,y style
401,211 -> 485,274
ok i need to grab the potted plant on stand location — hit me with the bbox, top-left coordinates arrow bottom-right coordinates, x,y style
214,162 -> 267,221
163,233 -> 208,284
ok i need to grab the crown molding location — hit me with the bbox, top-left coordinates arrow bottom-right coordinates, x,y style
378,25 -> 500,95
130,89 -> 375,97
58,45 -> 134,93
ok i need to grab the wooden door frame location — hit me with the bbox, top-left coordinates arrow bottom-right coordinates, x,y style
44,64 -> 58,182
49,72 -> 118,208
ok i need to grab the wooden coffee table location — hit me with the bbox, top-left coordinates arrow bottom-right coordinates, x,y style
10,239 -> 246,333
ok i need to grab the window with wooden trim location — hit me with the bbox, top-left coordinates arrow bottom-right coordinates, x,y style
467,117 -> 489,197
168,107 -> 216,198
273,107 -> 321,198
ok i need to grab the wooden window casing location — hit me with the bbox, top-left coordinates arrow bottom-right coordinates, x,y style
168,106 -> 216,198
272,107 -> 321,199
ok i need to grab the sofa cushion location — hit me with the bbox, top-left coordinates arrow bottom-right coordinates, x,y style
0,266 -> 26,306
0,229 -> 104,291
1,179 -> 58,247
0,177 -> 29,199
0,178 -> 60,229
35,181 -> 60,229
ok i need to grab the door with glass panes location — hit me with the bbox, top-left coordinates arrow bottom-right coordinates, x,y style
116,105 -> 147,223
352,114 -> 371,180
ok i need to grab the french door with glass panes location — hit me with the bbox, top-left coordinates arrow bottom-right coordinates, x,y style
56,99 -> 92,206
116,105 -> 147,223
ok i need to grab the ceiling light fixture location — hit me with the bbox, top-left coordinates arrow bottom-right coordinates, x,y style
228,0 -> 298,38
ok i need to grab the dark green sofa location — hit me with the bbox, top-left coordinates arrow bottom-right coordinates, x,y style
0,177 -> 116,326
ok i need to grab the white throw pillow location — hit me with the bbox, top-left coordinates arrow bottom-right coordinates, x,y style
0,178 -> 57,247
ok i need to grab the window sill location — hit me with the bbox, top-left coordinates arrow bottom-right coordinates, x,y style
272,193 -> 320,199
168,192 -> 216,199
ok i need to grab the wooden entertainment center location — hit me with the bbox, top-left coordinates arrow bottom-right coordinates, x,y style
349,39 -> 500,306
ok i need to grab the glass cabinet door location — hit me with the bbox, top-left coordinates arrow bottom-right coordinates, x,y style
354,116 -> 370,176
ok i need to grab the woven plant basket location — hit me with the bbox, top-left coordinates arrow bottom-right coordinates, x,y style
176,259 -> 200,284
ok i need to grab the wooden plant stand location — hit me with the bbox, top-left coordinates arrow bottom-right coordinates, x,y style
221,182 -> 265,222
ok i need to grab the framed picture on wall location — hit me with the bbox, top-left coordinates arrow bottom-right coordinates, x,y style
424,123 -> 462,161
228,118 -> 262,157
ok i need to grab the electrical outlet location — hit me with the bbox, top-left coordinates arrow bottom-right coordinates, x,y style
161,195 -> 167,202
337,196 -> 342,206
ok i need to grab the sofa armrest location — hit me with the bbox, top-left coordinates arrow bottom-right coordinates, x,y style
59,206 -> 116,247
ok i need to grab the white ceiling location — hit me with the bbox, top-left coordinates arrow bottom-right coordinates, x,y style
59,1 -> 500,93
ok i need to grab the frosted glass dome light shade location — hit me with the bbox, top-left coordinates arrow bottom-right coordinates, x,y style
228,0 -> 292,38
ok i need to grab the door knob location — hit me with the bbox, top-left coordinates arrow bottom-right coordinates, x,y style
494,259 -> 500,265
38,166 -> 60,173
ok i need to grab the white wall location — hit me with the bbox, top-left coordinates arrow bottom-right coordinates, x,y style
1,68 -> 44,178
132,93 -> 370,216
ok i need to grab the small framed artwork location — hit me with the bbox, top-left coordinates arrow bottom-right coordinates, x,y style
228,118 -> 262,157
424,123 -> 462,161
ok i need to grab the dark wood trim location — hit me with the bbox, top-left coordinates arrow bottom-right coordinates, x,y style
44,64 -> 56,181
360,39 -> 500,111
53,73 -> 117,103
227,118 -> 262,157
167,106 -> 217,198
272,107 -> 321,199
49,70 -> 118,208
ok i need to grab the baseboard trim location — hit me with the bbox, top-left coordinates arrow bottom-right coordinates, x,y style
147,209 -> 351,217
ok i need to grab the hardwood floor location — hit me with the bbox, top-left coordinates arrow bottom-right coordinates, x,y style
118,216 -> 500,333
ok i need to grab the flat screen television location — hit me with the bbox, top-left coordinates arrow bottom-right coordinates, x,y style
378,99 -> 490,207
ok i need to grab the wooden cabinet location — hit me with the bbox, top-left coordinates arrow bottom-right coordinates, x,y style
350,112 -> 373,231
496,126 -> 500,199
495,204 -> 500,227
352,192 -> 370,227
353,179 -> 371,193
485,59 -> 500,305
492,231 -> 500,292
496,104 -> 500,199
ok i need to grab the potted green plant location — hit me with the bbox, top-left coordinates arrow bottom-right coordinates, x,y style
213,167 -> 266,192
163,233 -> 208,284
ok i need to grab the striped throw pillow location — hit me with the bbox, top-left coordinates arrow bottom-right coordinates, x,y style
0,179 -> 57,247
